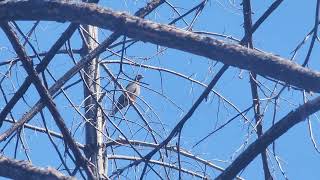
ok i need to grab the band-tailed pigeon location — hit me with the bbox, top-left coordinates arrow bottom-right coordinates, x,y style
110,74 -> 143,115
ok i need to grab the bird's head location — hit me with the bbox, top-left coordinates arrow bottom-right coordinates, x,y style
135,74 -> 144,81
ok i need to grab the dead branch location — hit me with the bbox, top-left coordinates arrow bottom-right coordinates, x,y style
1,0 -> 320,91
0,155 -> 74,180
216,96 -> 320,179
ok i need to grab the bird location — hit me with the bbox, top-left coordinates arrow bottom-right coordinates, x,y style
110,74 -> 144,115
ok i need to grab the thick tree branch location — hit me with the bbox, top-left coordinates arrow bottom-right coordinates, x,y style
216,96 -> 320,179
0,0 -> 320,92
0,155 -> 74,180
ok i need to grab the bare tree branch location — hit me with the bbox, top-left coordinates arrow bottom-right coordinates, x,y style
0,23 -> 79,127
108,155 -> 209,179
1,22 -> 95,180
0,0 -> 101,128
0,155 -> 74,180
242,0 -> 272,179
0,1 -> 317,179
216,96 -> 320,179
0,0 -> 165,146
0,0 -> 319,92
110,64 -> 229,178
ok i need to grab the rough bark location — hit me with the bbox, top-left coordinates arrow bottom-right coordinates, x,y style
0,155 -> 74,180
1,0 -> 320,92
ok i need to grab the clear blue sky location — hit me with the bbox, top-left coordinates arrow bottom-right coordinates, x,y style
0,0 -> 319,179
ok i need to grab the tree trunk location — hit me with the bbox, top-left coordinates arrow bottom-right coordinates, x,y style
81,25 -> 106,179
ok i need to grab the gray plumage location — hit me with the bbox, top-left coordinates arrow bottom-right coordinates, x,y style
110,74 -> 143,115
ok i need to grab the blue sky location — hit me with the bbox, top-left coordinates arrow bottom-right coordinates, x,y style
0,0 -> 320,179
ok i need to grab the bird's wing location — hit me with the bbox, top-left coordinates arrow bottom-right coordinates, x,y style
111,81 -> 141,115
